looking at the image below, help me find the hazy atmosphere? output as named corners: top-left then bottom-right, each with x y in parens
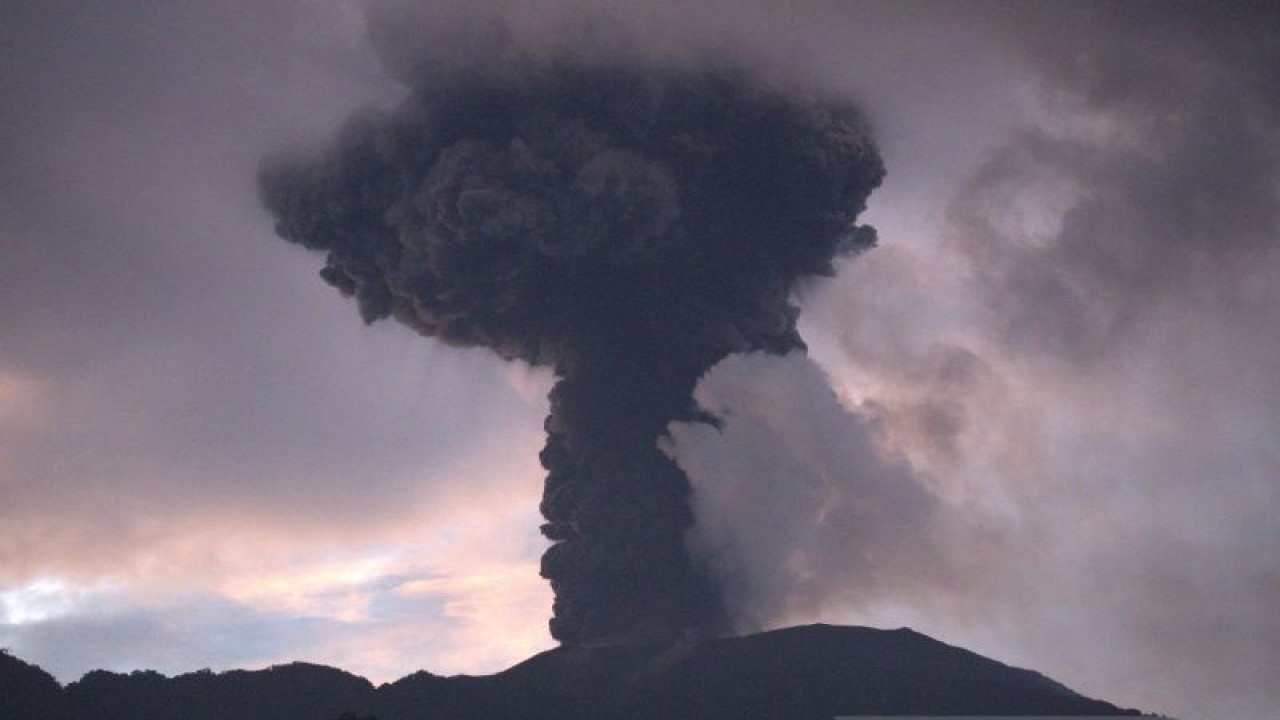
top-left (3, 3), bottom-right (1277, 720)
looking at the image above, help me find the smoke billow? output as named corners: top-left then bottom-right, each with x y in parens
top-left (665, 352), bottom-right (946, 633)
top-left (258, 53), bottom-right (883, 644)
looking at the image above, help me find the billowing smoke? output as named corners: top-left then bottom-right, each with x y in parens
top-left (258, 54), bottom-right (883, 644)
top-left (664, 352), bottom-right (948, 633)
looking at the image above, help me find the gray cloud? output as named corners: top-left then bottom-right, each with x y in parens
top-left (794, 4), bottom-right (1280, 718)
top-left (0, 1), bottom-right (548, 580)
top-left (945, 6), bottom-right (1280, 717)
top-left (2, 3), bottom-right (1277, 719)
top-left (1, 597), bottom-right (335, 681)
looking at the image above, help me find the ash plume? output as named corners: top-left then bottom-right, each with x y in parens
top-left (258, 56), bottom-right (883, 644)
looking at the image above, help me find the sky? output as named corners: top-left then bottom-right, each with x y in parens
top-left (1, 2), bottom-right (1277, 719)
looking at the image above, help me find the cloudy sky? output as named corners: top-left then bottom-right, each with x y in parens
top-left (2, 2), bottom-right (1277, 719)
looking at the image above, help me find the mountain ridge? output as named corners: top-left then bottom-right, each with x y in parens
top-left (1, 623), bottom-right (1144, 719)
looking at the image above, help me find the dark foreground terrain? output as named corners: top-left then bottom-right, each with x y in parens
top-left (1, 624), bottom-right (1141, 720)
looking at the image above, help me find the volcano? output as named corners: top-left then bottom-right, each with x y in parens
top-left (2, 624), bottom-right (1142, 719)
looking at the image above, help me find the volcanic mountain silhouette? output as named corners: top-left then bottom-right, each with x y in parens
top-left (2, 624), bottom-right (1142, 720)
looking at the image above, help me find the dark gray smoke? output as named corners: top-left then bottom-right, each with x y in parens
top-left (258, 58), bottom-right (883, 645)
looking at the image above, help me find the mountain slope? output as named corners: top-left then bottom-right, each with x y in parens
top-left (2, 625), bottom-right (1141, 720)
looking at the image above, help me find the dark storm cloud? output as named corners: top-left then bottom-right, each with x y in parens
top-left (258, 35), bottom-right (884, 643)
